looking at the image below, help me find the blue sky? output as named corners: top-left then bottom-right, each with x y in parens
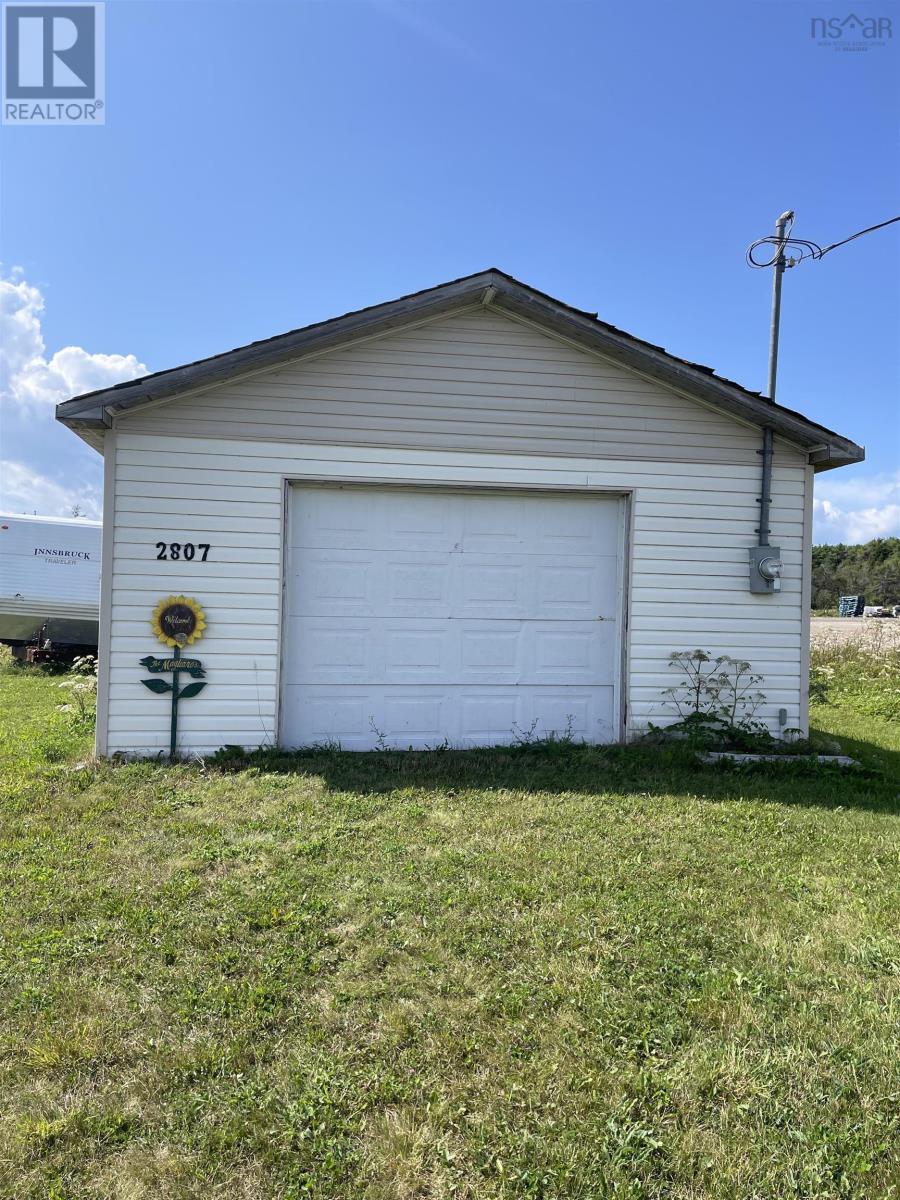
top-left (2, 0), bottom-right (898, 541)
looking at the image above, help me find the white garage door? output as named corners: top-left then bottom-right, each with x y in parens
top-left (281, 486), bottom-right (624, 750)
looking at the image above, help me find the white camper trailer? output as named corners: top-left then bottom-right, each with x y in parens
top-left (0, 514), bottom-right (101, 656)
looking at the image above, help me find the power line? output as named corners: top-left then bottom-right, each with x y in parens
top-left (747, 214), bottom-right (900, 269)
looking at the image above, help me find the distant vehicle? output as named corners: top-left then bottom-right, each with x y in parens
top-left (0, 513), bottom-right (101, 658)
top-left (863, 605), bottom-right (893, 618)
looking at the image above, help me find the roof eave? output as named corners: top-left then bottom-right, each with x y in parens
top-left (810, 444), bottom-right (866, 472)
top-left (59, 416), bottom-right (107, 454)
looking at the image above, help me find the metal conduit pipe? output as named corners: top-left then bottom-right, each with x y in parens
top-left (750, 426), bottom-right (782, 593)
top-left (758, 426), bottom-right (773, 547)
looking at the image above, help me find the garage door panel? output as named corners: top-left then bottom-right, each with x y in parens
top-left (459, 492), bottom-right (619, 556)
top-left (459, 628), bottom-right (519, 673)
top-left (533, 560), bottom-right (618, 618)
top-left (286, 617), bottom-right (447, 683)
top-left (282, 684), bottom-right (616, 750)
top-left (459, 561), bottom-right (524, 609)
top-left (388, 491), bottom-right (460, 549)
top-left (282, 687), bottom-right (452, 747)
top-left (300, 624), bottom-right (372, 674)
top-left (389, 559), bottom-right (450, 605)
top-left (298, 557), bottom-right (375, 608)
top-left (291, 548), bottom-right (618, 620)
top-left (291, 551), bottom-right (451, 616)
top-left (287, 617), bottom-right (616, 685)
top-left (295, 489), bottom-right (464, 552)
top-left (293, 489), bottom-right (620, 556)
top-left (532, 628), bottom-right (600, 676)
top-left (384, 693), bottom-right (448, 738)
top-left (283, 487), bottom-right (623, 749)
top-left (514, 499), bottom-right (613, 556)
top-left (384, 628), bottom-right (447, 676)
top-left (285, 691), bottom-right (370, 742)
top-left (457, 555), bottom-right (619, 618)
top-left (459, 622), bottom-right (617, 683)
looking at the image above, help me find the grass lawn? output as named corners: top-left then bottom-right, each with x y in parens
top-left (1, 671), bottom-right (898, 1199)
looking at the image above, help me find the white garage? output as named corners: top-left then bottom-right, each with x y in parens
top-left (55, 268), bottom-right (864, 758)
top-left (281, 486), bottom-right (625, 748)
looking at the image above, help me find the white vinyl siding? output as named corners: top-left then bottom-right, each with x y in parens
top-left (103, 439), bottom-right (807, 755)
top-left (123, 309), bottom-right (798, 467)
top-left (98, 306), bottom-right (810, 755)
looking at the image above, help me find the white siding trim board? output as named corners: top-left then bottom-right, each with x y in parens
top-left (275, 476), bottom-right (291, 751)
top-left (800, 465), bottom-right (814, 734)
top-left (95, 432), bottom-right (116, 756)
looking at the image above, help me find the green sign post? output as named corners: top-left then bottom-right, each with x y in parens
top-left (141, 596), bottom-right (208, 760)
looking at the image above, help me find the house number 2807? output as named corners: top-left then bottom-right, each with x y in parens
top-left (155, 542), bottom-right (211, 562)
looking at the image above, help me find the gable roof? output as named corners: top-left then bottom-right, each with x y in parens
top-left (56, 268), bottom-right (864, 471)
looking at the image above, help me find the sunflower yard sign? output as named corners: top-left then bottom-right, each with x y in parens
top-left (151, 595), bottom-right (207, 647)
top-left (140, 596), bottom-right (208, 758)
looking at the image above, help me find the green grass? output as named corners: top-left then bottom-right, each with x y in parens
top-left (1, 670), bottom-right (899, 1199)
top-left (811, 620), bottom-right (900, 722)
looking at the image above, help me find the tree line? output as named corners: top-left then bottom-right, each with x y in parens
top-left (811, 538), bottom-right (900, 611)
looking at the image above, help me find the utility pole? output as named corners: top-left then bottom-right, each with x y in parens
top-left (766, 210), bottom-right (794, 401)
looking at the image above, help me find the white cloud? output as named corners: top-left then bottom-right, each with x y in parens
top-left (0, 267), bottom-right (147, 411)
top-left (813, 471), bottom-right (900, 544)
top-left (0, 459), bottom-right (102, 520)
top-left (0, 268), bottom-right (145, 521)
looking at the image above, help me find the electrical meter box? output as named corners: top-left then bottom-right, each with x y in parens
top-left (749, 545), bottom-right (783, 594)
